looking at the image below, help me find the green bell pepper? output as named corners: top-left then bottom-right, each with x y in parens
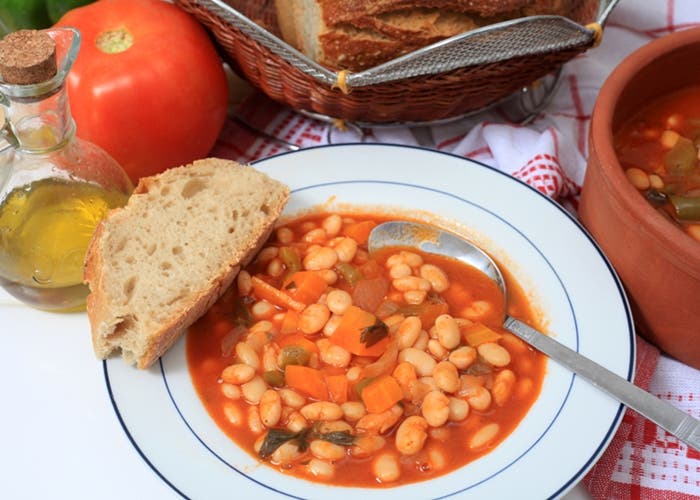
top-left (0, 0), bottom-right (93, 35)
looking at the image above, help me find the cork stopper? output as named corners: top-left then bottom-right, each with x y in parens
top-left (0, 30), bottom-right (57, 85)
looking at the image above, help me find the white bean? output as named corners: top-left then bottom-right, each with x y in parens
top-left (372, 453), bottom-right (401, 483)
top-left (449, 346), bottom-right (477, 370)
top-left (259, 389), bottom-right (282, 427)
top-left (351, 434), bottom-right (386, 458)
top-left (447, 397), bottom-right (470, 422)
top-left (306, 458), bottom-right (335, 480)
top-left (333, 237), bottom-right (358, 263)
top-left (309, 439), bottom-right (346, 461)
top-left (247, 406), bottom-right (264, 434)
top-left (300, 402), bottom-right (343, 421)
top-left (278, 388), bottom-right (306, 409)
top-left (270, 441), bottom-right (303, 465)
top-left (303, 227), bottom-right (327, 243)
top-left (421, 390), bottom-right (450, 427)
top-left (303, 247), bottom-right (338, 270)
top-left (326, 289), bottom-right (352, 315)
top-left (237, 270), bottom-right (252, 295)
top-left (469, 423), bottom-right (500, 449)
top-left (398, 347), bottom-right (436, 377)
top-left (433, 361), bottom-right (460, 393)
top-left (285, 410), bottom-right (307, 432)
top-left (235, 342), bottom-right (260, 370)
top-left (434, 314), bottom-right (461, 350)
top-left (221, 363), bottom-right (255, 385)
top-left (466, 386), bottom-right (492, 411)
top-left (223, 402), bottom-right (243, 425)
top-left (492, 369), bottom-right (517, 406)
top-left (478, 342), bottom-right (511, 367)
top-left (275, 227), bottom-right (294, 245)
top-left (299, 303), bottom-right (331, 334)
top-left (387, 251), bottom-right (423, 268)
top-left (220, 383), bottom-right (241, 399)
top-left (389, 263), bottom-right (412, 279)
top-left (395, 415), bottom-right (428, 455)
top-left (396, 316), bottom-right (422, 349)
top-left (420, 264), bottom-right (450, 292)
top-left (317, 338), bottom-right (351, 368)
top-left (392, 276), bottom-right (431, 292)
top-left (241, 376), bottom-right (267, 404)
top-left (403, 290), bottom-right (427, 305)
top-left (341, 401), bottom-right (367, 421)
top-left (321, 214), bottom-right (342, 237)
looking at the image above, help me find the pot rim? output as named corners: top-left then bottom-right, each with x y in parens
top-left (589, 26), bottom-right (700, 276)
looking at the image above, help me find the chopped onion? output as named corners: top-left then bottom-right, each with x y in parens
top-left (221, 324), bottom-right (247, 357)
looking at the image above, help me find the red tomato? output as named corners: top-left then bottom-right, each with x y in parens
top-left (55, 0), bottom-right (228, 182)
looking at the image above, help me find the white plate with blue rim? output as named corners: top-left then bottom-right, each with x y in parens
top-left (104, 144), bottom-right (634, 499)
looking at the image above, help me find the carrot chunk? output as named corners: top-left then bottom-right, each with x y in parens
top-left (280, 309), bottom-right (299, 334)
top-left (285, 365), bottom-right (328, 401)
top-left (277, 333), bottom-right (319, 353)
top-left (282, 271), bottom-right (328, 305)
top-left (330, 305), bottom-right (388, 357)
top-left (325, 374), bottom-right (349, 404)
top-left (463, 322), bottom-right (501, 346)
top-left (251, 276), bottom-right (305, 312)
top-left (361, 375), bottom-right (403, 414)
top-left (341, 220), bottom-right (377, 246)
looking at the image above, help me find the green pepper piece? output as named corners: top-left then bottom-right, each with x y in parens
top-left (353, 377), bottom-right (376, 398)
top-left (664, 136), bottom-right (698, 173)
top-left (279, 344), bottom-right (311, 368)
top-left (336, 262), bottom-right (363, 287)
top-left (263, 370), bottom-right (286, 387)
top-left (279, 246), bottom-right (302, 277)
top-left (669, 195), bottom-right (700, 221)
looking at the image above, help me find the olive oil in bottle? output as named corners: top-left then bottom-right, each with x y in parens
top-left (0, 179), bottom-right (129, 310)
top-left (0, 28), bottom-right (133, 311)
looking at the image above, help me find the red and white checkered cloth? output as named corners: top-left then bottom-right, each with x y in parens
top-left (210, 0), bottom-right (700, 497)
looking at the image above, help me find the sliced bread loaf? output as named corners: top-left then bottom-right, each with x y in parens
top-left (84, 158), bottom-right (289, 368)
top-left (275, 0), bottom-right (575, 71)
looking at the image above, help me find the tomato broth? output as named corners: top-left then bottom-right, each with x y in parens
top-left (187, 213), bottom-right (546, 487)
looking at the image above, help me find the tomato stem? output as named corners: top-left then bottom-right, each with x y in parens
top-left (96, 29), bottom-right (133, 54)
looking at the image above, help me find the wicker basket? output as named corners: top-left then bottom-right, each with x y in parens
top-left (175, 0), bottom-right (617, 124)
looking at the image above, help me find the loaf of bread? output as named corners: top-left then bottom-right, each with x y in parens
top-left (84, 158), bottom-right (290, 369)
top-left (275, 0), bottom-right (574, 71)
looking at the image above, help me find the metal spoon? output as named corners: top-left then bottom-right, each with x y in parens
top-left (368, 220), bottom-right (700, 450)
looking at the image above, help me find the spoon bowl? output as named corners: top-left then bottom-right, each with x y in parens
top-left (368, 220), bottom-right (700, 450)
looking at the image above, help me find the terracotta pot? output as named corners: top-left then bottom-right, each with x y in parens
top-left (579, 27), bottom-right (700, 369)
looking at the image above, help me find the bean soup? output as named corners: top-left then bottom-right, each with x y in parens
top-left (187, 213), bottom-right (546, 487)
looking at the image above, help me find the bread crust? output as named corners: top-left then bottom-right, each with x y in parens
top-left (83, 158), bottom-right (289, 369)
top-left (315, 0), bottom-right (538, 23)
top-left (276, 0), bottom-right (575, 71)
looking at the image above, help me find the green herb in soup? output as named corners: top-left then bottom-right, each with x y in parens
top-left (614, 85), bottom-right (700, 242)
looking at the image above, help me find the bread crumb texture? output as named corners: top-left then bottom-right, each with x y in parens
top-left (84, 158), bottom-right (289, 368)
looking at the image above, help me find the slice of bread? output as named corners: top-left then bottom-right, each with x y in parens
top-left (84, 158), bottom-right (289, 369)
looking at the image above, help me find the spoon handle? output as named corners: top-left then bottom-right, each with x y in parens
top-left (504, 316), bottom-right (700, 451)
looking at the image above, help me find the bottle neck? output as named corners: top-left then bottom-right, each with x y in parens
top-left (0, 83), bottom-right (75, 154)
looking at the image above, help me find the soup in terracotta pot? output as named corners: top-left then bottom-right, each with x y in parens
top-left (614, 84), bottom-right (700, 242)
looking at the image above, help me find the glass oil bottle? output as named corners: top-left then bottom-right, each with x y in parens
top-left (0, 28), bottom-right (133, 311)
